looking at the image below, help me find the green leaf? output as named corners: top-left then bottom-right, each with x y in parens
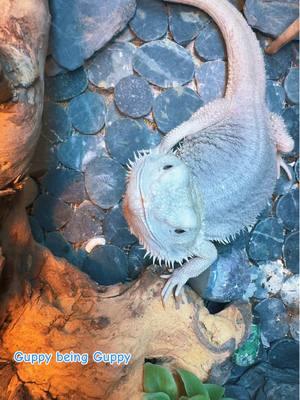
top-left (177, 369), bottom-right (209, 398)
top-left (189, 396), bottom-right (210, 400)
top-left (222, 398), bottom-right (237, 400)
top-left (144, 363), bottom-right (178, 400)
top-left (203, 384), bottom-right (225, 400)
top-left (143, 392), bottom-right (171, 400)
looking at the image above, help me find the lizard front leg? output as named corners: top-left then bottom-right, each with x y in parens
top-left (161, 240), bottom-right (217, 303)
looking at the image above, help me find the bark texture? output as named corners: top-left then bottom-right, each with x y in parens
top-left (0, 0), bottom-right (50, 191)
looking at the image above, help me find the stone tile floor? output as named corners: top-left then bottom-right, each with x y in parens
top-left (26, 1), bottom-right (299, 398)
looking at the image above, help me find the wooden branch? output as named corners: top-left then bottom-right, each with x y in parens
top-left (0, 194), bottom-right (251, 399)
top-left (265, 18), bottom-right (299, 55)
top-left (0, 0), bottom-right (50, 191)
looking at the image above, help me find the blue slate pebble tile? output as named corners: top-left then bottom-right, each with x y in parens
top-left (49, 0), bottom-right (136, 71)
top-left (282, 106), bottom-right (299, 158)
top-left (247, 217), bottom-right (284, 262)
top-left (258, 380), bottom-right (299, 400)
top-left (105, 118), bottom-right (161, 165)
top-left (45, 231), bottom-right (81, 266)
top-left (254, 298), bottom-right (289, 344)
top-left (153, 87), bottom-right (203, 133)
top-left (133, 39), bottom-right (195, 88)
top-left (194, 21), bottom-right (226, 61)
top-left (265, 45), bottom-right (294, 81)
top-left (45, 67), bottom-right (88, 102)
top-left (269, 338), bottom-right (299, 370)
top-left (103, 205), bottom-right (136, 248)
top-left (244, 0), bottom-right (299, 38)
top-left (56, 134), bottom-right (104, 172)
top-left (42, 102), bottom-right (71, 143)
top-left (266, 80), bottom-right (285, 115)
top-left (195, 60), bottom-right (226, 104)
top-left (128, 244), bottom-right (151, 280)
top-left (62, 200), bottom-right (105, 244)
top-left (29, 216), bottom-right (45, 244)
top-left (85, 157), bottom-right (126, 209)
top-left (83, 244), bottom-right (128, 285)
top-left (273, 165), bottom-right (295, 196)
top-left (257, 199), bottom-right (273, 220)
top-left (115, 26), bottom-right (136, 43)
top-left (45, 56), bottom-right (67, 77)
top-left (168, 4), bottom-right (210, 46)
top-left (87, 42), bottom-right (136, 89)
top-left (224, 385), bottom-right (251, 400)
top-left (114, 75), bottom-right (153, 118)
top-left (284, 67), bottom-right (299, 105)
top-left (41, 168), bottom-right (86, 204)
top-left (189, 247), bottom-right (253, 302)
top-left (129, 0), bottom-right (168, 42)
top-left (33, 194), bottom-right (73, 231)
top-left (68, 91), bottom-right (106, 134)
top-left (105, 102), bottom-right (126, 128)
top-left (275, 188), bottom-right (299, 231)
top-left (237, 366), bottom-right (265, 399)
top-left (295, 158), bottom-right (299, 181)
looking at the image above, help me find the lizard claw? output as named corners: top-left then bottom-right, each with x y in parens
top-left (277, 154), bottom-right (292, 180)
top-left (161, 268), bottom-right (187, 304)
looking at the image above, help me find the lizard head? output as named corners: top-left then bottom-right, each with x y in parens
top-left (123, 149), bottom-right (203, 265)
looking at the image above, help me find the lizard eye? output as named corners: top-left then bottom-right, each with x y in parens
top-left (174, 228), bottom-right (186, 234)
top-left (163, 164), bottom-right (173, 170)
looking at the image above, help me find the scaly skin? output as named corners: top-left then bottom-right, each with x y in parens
top-left (123, 0), bottom-right (294, 302)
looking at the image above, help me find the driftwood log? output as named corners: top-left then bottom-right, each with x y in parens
top-left (0, 0), bottom-right (50, 192)
top-left (0, 194), bottom-right (251, 399)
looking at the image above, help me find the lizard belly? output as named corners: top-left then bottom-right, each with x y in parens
top-left (179, 118), bottom-right (277, 242)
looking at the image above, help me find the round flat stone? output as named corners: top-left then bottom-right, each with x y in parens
top-left (68, 91), bottom-right (106, 134)
top-left (284, 67), bottom-right (299, 105)
top-left (41, 168), bottom-right (86, 204)
top-left (105, 118), bottom-right (161, 165)
top-left (128, 244), bottom-right (151, 280)
top-left (254, 298), bottom-right (289, 344)
top-left (42, 102), bottom-right (71, 143)
top-left (85, 157), bottom-right (126, 209)
top-left (114, 75), bottom-right (153, 118)
top-left (195, 60), bottom-right (226, 104)
top-left (169, 4), bottom-right (210, 46)
top-left (224, 385), bottom-right (251, 400)
top-left (283, 231), bottom-right (299, 273)
top-left (33, 194), bottom-right (73, 231)
top-left (282, 107), bottom-right (299, 158)
top-left (56, 134), bottom-right (104, 172)
top-left (275, 188), bottom-right (299, 231)
top-left (264, 43), bottom-right (294, 80)
top-left (153, 87), bottom-right (203, 133)
top-left (247, 217), bottom-right (284, 262)
top-left (62, 200), bottom-right (105, 244)
top-left (103, 205), bottom-right (136, 247)
top-left (289, 315), bottom-right (299, 341)
top-left (87, 42), bottom-right (136, 89)
top-left (105, 102), bottom-right (126, 128)
top-left (133, 39), bottom-right (195, 88)
top-left (280, 275), bottom-right (299, 308)
top-left (45, 67), bottom-right (88, 102)
top-left (129, 0), bottom-right (168, 42)
top-left (45, 56), bottom-right (67, 77)
top-left (273, 165), bottom-right (295, 196)
top-left (269, 339), bottom-right (299, 369)
top-left (29, 216), bottom-right (44, 244)
top-left (83, 244), bottom-right (128, 285)
top-left (195, 21), bottom-right (226, 61)
top-left (266, 80), bottom-right (285, 114)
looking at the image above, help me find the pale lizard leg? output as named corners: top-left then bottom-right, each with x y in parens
top-left (161, 241), bottom-right (217, 303)
top-left (269, 113), bottom-right (294, 179)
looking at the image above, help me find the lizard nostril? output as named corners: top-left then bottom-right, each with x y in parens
top-left (163, 165), bottom-right (173, 170)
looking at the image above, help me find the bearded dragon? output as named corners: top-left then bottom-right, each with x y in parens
top-left (123, 0), bottom-right (294, 302)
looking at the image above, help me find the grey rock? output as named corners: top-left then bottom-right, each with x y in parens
top-left (87, 42), bottom-right (136, 90)
top-left (42, 102), bottom-right (71, 144)
top-left (284, 67), bottom-right (299, 105)
top-left (103, 205), bottom-right (136, 248)
top-left (49, 0), bottom-right (136, 70)
top-left (275, 187), bottom-right (299, 231)
top-left (244, 0), bottom-right (299, 38)
top-left (133, 39), bottom-right (195, 88)
top-left (269, 338), bottom-right (299, 369)
top-left (283, 231), bottom-right (299, 273)
top-left (45, 68), bottom-right (88, 102)
top-left (129, 0), bottom-right (168, 42)
top-left (195, 21), bottom-right (226, 61)
top-left (280, 275), bottom-right (299, 309)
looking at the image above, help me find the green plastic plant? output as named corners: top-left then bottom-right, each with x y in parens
top-left (143, 363), bottom-right (235, 400)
